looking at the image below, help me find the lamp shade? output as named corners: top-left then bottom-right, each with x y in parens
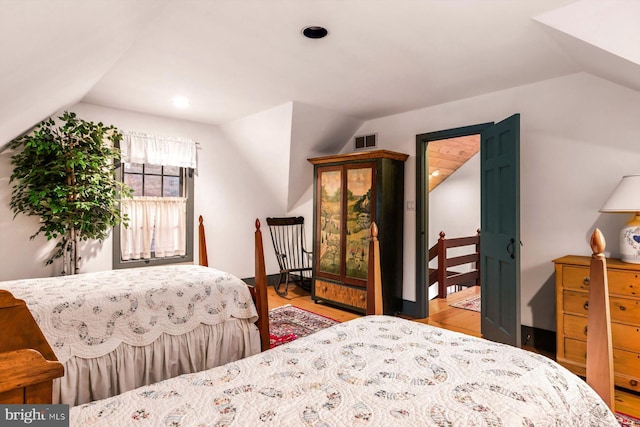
top-left (601, 175), bottom-right (640, 263)
top-left (600, 175), bottom-right (640, 212)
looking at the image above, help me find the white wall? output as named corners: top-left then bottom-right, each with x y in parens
top-left (429, 153), bottom-right (481, 249)
top-left (289, 102), bottom-right (364, 211)
top-left (347, 72), bottom-right (640, 331)
top-left (220, 102), bottom-right (294, 215)
top-left (0, 102), bottom-right (284, 280)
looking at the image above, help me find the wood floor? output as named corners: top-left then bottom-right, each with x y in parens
top-left (266, 284), bottom-right (640, 419)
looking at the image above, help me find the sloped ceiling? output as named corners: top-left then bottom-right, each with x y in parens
top-left (0, 0), bottom-right (166, 148)
top-left (1, 0), bottom-right (639, 155)
top-left (533, 0), bottom-right (640, 93)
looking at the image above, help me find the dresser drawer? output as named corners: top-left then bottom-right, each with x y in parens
top-left (562, 290), bottom-right (590, 315)
top-left (564, 337), bottom-right (640, 392)
top-left (562, 265), bottom-right (640, 298)
top-left (563, 314), bottom-right (640, 353)
top-left (315, 279), bottom-right (366, 310)
top-left (562, 266), bottom-right (592, 291)
top-left (563, 290), bottom-right (640, 324)
top-left (608, 270), bottom-right (640, 297)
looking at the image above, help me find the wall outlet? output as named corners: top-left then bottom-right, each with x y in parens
top-left (407, 201), bottom-right (416, 211)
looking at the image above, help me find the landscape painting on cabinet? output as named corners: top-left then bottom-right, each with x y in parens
top-left (318, 166), bottom-right (373, 280)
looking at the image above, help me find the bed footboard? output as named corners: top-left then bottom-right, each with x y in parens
top-left (0, 290), bottom-right (63, 404)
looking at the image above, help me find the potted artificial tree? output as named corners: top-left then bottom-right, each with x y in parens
top-left (8, 111), bottom-right (132, 274)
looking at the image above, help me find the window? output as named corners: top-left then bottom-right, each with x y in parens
top-left (112, 132), bottom-right (196, 269)
top-left (123, 163), bottom-right (182, 198)
top-left (113, 163), bottom-right (194, 268)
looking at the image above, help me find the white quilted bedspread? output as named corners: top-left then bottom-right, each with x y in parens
top-left (1, 265), bottom-right (257, 363)
top-left (70, 315), bottom-right (618, 426)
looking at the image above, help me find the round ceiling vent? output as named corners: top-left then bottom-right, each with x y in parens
top-left (302, 26), bottom-right (328, 39)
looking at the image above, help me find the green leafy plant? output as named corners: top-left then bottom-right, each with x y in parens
top-left (9, 111), bottom-right (133, 274)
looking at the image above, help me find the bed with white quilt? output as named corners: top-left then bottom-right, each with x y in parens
top-left (70, 314), bottom-right (618, 426)
top-left (0, 264), bottom-right (261, 406)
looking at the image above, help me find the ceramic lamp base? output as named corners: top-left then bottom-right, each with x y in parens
top-left (620, 214), bottom-right (640, 263)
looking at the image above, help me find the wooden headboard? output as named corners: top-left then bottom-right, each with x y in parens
top-left (0, 291), bottom-right (64, 404)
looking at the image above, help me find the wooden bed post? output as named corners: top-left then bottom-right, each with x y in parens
top-left (199, 215), bottom-right (209, 267)
top-left (586, 228), bottom-right (615, 410)
top-left (367, 222), bottom-right (383, 315)
top-left (254, 219), bottom-right (270, 351)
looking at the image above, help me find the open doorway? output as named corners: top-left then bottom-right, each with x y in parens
top-left (415, 115), bottom-right (521, 347)
top-left (427, 134), bottom-right (480, 301)
top-left (424, 133), bottom-right (482, 337)
top-left (414, 122), bottom-right (492, 320)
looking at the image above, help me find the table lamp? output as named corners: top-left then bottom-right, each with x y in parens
top-left (600, 175), bottom-right (640, 263)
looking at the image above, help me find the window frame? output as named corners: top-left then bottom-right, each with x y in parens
top-left (112, 164), bottom-right (195, 269)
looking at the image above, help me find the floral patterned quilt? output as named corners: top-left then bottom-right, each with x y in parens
top-left (1, 265), bottom-right (257, 363)
top-left (70, 315), bottom-right (617, 426)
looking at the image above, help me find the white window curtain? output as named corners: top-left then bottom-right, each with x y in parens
top-left (121, 131), bottom-right (197, 169)
top-left (120, 197), bottom-right (187, 260)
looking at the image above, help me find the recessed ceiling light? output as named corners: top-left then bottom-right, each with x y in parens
top-left (172, 96), bottom-right (190, 109)
top-left (302, 26), bottom-right (328, 39)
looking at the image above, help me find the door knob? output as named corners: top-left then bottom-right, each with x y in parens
top-left (506, 238), bottom-right (515, 259)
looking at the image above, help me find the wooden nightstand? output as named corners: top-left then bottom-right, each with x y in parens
top-left (554, 255), bottom-right (640, 392)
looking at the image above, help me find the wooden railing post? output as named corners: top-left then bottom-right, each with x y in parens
top-left (475, 228), bottom-right (481, 287)
top-left (437, 231), bottom-right (447, 298)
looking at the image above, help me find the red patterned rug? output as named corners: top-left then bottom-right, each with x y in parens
top-left (449, 294), bottom-right (481, 312)
top-left (269, 305), bottom-right (339, 348)
top-left (617, 412), bottom-right (640, 426)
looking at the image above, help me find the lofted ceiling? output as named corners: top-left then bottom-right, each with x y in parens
top-left (428, 135), bottom-right (480, 192)
top-left (1, 0), bottom-right (639, 151)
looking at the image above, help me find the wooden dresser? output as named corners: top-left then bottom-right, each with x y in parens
top-left (554, 255), bottom-right (640, 392)
top-left (308, 150), bottom-right (407, 315)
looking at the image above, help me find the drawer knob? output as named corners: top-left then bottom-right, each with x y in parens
top-left (583, 326), bottom-right (588, 336)
top-left (583, 277), bottom-right (590, 286)
top-left (619, 305), bottom-right (627, 311)
top-left (583, 301), bottom-right (589, 311)
top-left (631, 379), bottom-right (639, 387)
top-left (360, 294), bottom-right (366, 301)
top-left (322, 286), bottom-right (328, 292)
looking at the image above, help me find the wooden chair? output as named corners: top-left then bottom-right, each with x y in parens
top-left (266, 216), bottom-right (313, 296)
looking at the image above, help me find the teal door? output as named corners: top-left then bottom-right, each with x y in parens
top-left (480, 114), bottom-right (520, 346)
